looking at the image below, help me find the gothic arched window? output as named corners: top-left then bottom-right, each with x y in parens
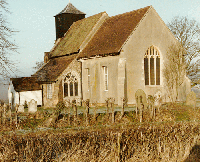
top-left (64, 72), bottom-right (78, 97)
top-left (144, 46), bottom-right (160, 85)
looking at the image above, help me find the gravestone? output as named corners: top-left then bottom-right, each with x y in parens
top-left (110, 98), bottom-right (115, 123)
top-left (154, 90), bottom-right (162, 112)
top-left (147, 95), bottom-right (155, 118)
top-left (186, 91), bottom-right (196, 108)
top-left (28, 99), bottom-right (37, 113)
top-left (18, 105), bottom-right (24, 113)
top-left (135, 89), bottom-right (147, 110)
top-left (85, 99), bottom-right (90, 126)
top-left (135, 89), bottom-right (147, 122)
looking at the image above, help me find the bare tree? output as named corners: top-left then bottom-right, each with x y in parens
top-left (33, 61), bottom-right (45, 71)
top-left (163, 44), bottom-right (186, 102)
top-left (0, 0), bottom-right (18, 78)
top-left (167, 16), bottom-right (200, 82)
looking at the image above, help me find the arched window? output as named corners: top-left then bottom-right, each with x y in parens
top-left (144, 46), bottom-right (160, 85)
top-left (64, 72), bottom-right (78, 97)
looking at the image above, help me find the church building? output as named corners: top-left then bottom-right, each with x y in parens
top-left (9, 2), bottom-right (191, 108)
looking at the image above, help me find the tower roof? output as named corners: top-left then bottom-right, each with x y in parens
top-left (55, 3), bottom-right (86, 16)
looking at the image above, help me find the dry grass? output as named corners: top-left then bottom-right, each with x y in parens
top-left (1, 104), bottom-right (200, 161)
top-left (0, 121), bottom-right (200, 161)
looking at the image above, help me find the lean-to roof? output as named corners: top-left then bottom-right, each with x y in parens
top-left (33, 55), bottom-right (76, 83)
top-left (11, 77), bottom-right (41, 92)
top-left (78, 6), bottom-right (151, 59)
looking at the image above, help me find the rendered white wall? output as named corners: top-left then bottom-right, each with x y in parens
top-left (19, 90), bottom-right (42, 106)
top-left (8, 83), bottom-right (42, 106)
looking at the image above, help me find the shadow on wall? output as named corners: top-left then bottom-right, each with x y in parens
top-left (184, 145), bottom-right (200, 162)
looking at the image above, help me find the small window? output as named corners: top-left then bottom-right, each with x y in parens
top-left (103, 66), bottom-right (108, 91)
top-left (47, 84), bottom-right (52, 99)
top-left (87, 68), bottom-right (90, 91)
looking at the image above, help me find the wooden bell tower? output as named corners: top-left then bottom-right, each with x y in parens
top-left (54, 2), bottom-right (86, 40)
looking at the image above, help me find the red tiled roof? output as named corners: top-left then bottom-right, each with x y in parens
top-left (78, 6), bottom-right (151, 58)
top-left (33, 55), bottom-right (76, 82)
top-left (11, 77), bottom-right (41, 92)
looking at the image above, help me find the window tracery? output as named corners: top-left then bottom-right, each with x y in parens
top-left (64, 72), bottom-right (78, 97)
top-left (144, 46), bottom-right (160, 85)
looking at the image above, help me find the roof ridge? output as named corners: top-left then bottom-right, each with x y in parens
top-left (110, 6), bottom-right (151, 18)
top-left (72, 11), bottom-right (107, 26)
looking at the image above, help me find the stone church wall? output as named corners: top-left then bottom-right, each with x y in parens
top-left (43, 59), bottom-right (81, 108)
top-left (120, 8), bottom-right (189, 105)
top-left (82, 56), bottom-right (120, 105)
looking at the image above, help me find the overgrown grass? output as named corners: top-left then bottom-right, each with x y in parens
top-left (0, 122), bottom-right (200, 161)
top-left (1, 103), bottom-right (200, 161)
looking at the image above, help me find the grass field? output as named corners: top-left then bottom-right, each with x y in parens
top-left (0, 102), bottom-right (200, 161)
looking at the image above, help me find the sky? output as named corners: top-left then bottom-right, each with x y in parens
top-left (1, 0), bottom-right (200, 101)
top-left (7, 0), bottom-right (200, 77)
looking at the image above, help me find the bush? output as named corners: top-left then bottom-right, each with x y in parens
top-left (24, 100), bottom-right (28, 108)
top-left (56, 101), bottom-right (66, 115)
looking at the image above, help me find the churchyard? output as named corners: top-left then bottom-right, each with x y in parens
top-left (0, 90), bottom-right (200, 161)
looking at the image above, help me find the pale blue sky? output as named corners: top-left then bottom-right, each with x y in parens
top-left (7, 0), bottom-right (200, 77)
top-left (0, 0), bottom-right (200, 101)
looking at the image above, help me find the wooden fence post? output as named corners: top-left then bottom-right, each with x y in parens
top-left (8, 103), bottom-right (12, 125)
top-left (72, 99), bottom-right (77, 126)
top-left (15, 104), bottom-right (19, 128)
top-left (105, 98), bottom-right (109, 115)
top-left (111, 98), bottom-right (115, 123)
top-left (67, 100), bottom-right (71, 125)
top-left (85, 99), bottom-right (90, 126)
top-left (135, 97), bottom-right (138, 118)
top-left (93, 101), bottom-right (98, 123)
top-left (2, 103), bottom-right (6, 125)
top-left (121, 98), bottom-right (126, 118)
